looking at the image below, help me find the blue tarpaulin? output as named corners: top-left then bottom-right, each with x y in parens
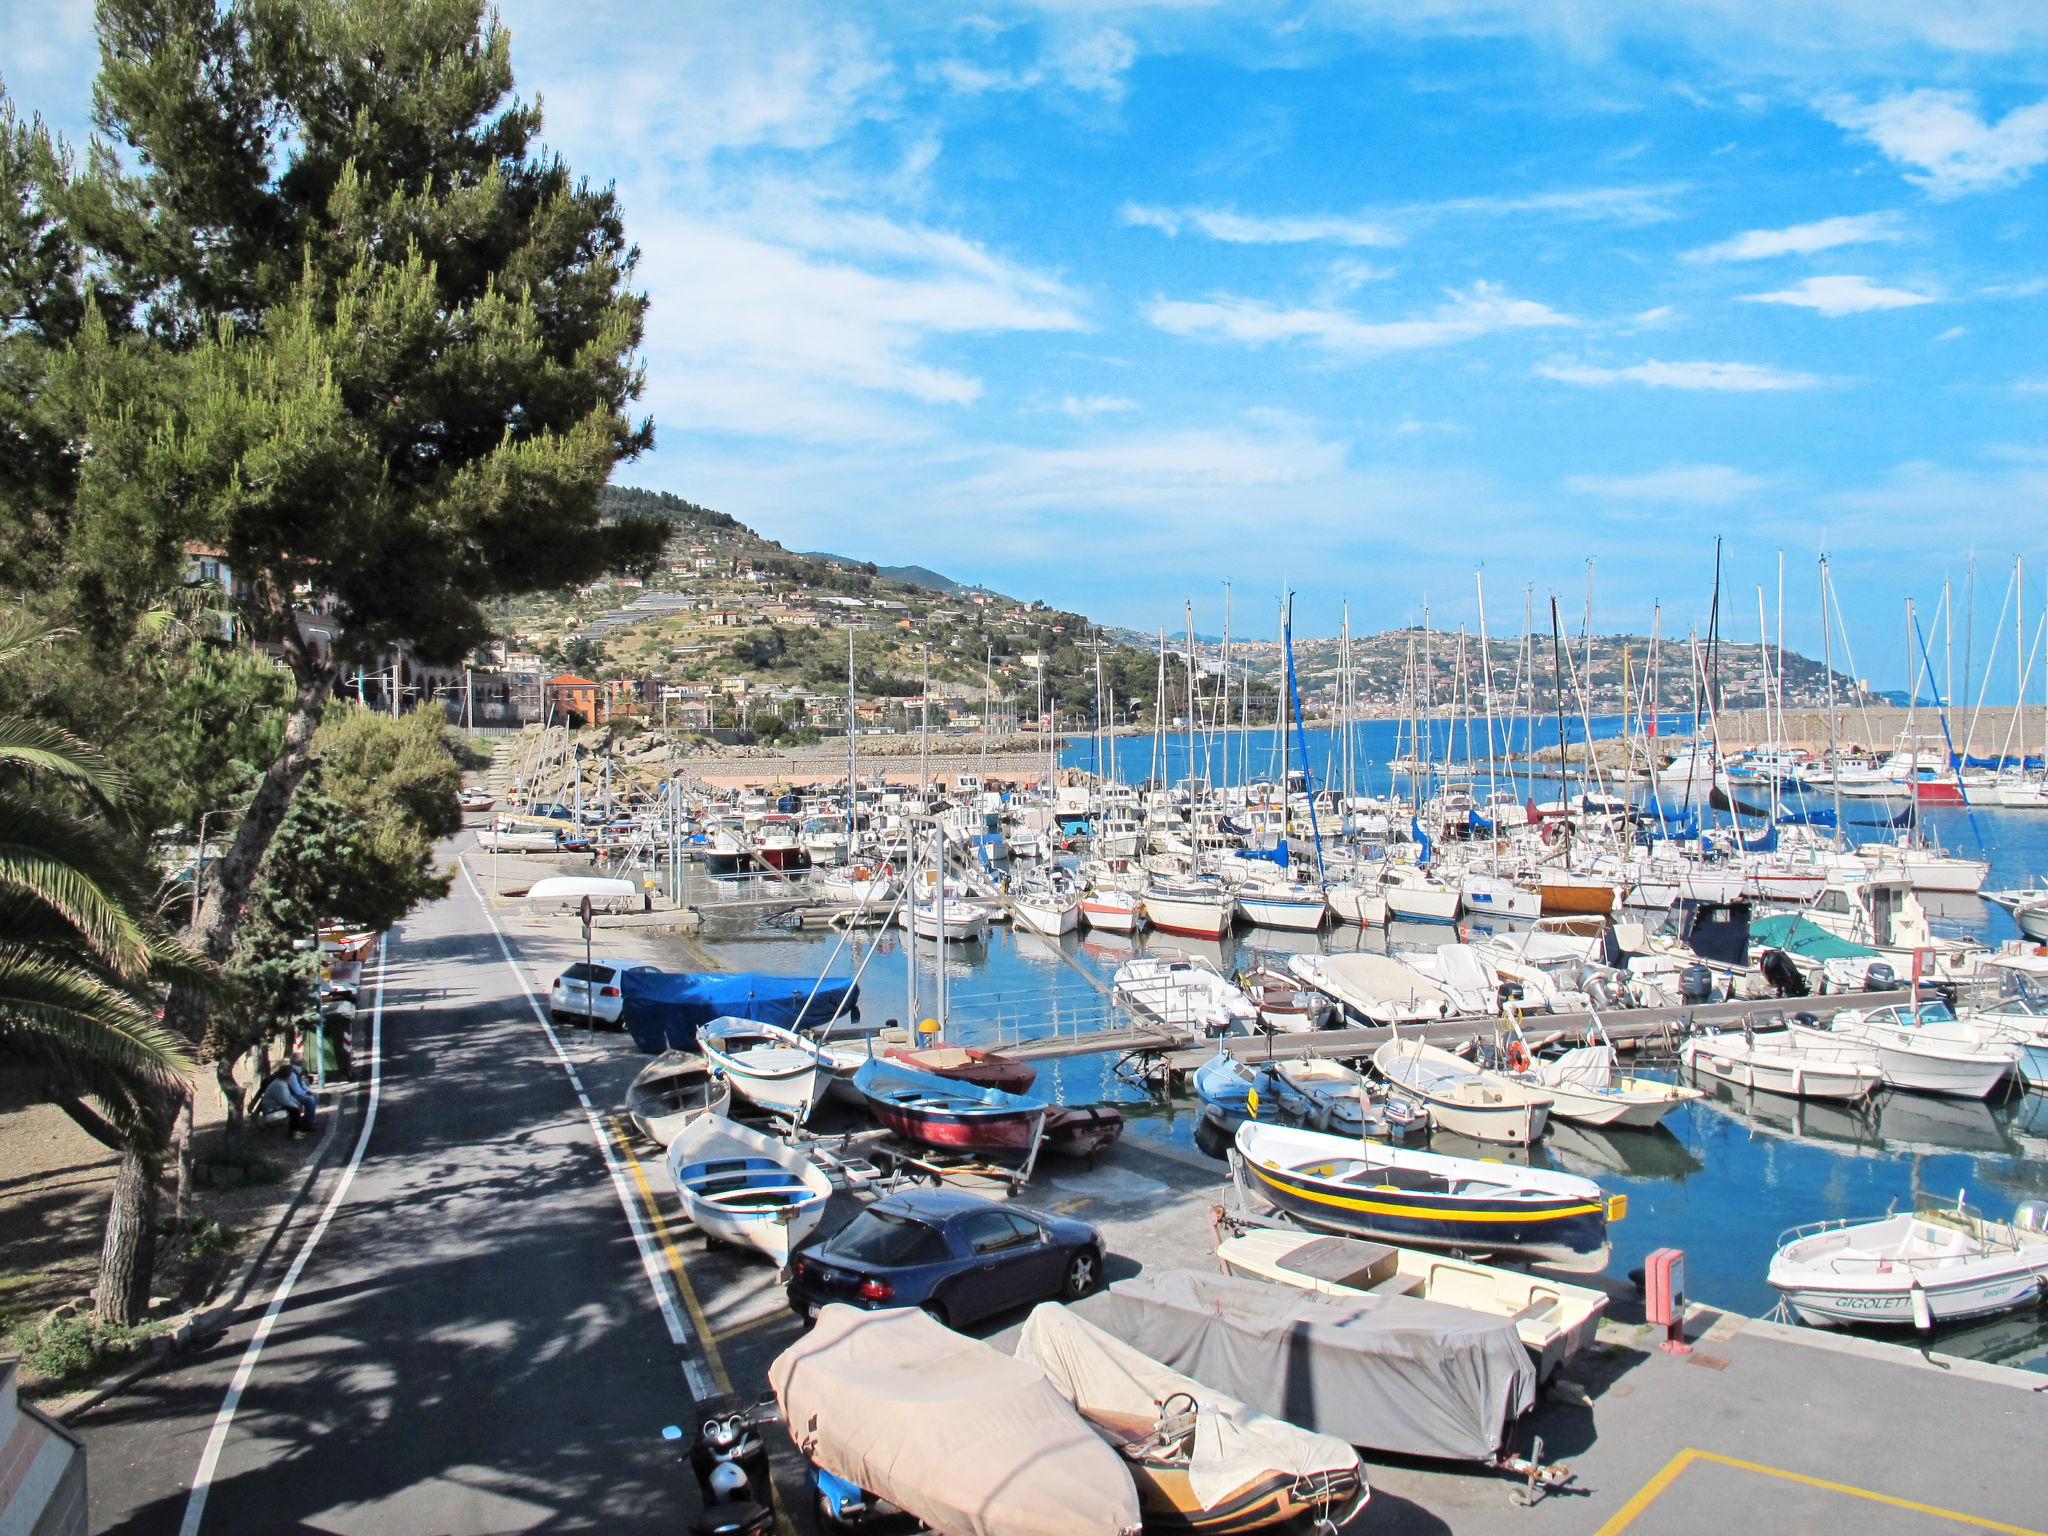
top-left (1233, 841), bottom-right (1290, 868)
top-left (618, 970), bottom-right (858, 1054)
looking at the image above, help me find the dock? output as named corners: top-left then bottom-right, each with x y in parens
top-left (982, 987), bottom-right (1919, 1069)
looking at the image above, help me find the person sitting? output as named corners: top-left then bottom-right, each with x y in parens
top-left (258, 1068), bottom-right (311, 1138)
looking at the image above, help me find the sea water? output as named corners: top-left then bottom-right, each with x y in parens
top-left (685, 718), bottom-right (2048, 1371)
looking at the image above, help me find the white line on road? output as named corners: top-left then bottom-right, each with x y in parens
top-left (179, 935), bottom-right (389, 1536)
top-left (458, 856), bottom-right (715, 1398)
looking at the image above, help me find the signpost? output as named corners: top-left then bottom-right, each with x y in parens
top-left (579, 894), bottom-right (595, 1038)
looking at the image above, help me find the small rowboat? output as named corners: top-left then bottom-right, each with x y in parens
top-left (882, 1042), bottom-right (1037, 1096)
top-left (1234, 1120), bottom-right (1618, 1273)
top-left (664, 1113), bottom-right (831, 1268)
top-left (700, 1017), bottom-right (862, 1120)
top-left (1237, 966), bottom-right (1332, 1033)
top-left (1372, 1036), bottom-right (1552, 1145)
top-left (1016, 1303), bottom-right (1367, 1533)
top-left (853, 1057), bottom-right (1049, 1154)
top-left (624, 1050), bottom-right (731, 1147)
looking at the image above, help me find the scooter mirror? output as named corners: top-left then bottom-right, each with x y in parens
top-left (661, 1425), bottom-right (684, 1441)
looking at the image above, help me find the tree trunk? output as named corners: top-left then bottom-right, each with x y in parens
top-left (217, 1053), bottom-right (247, 1140)
top-left (96, 1141), bottom-right (160, 1326)
top-left (171, 1091), bottom-right (195, 1232)
top-left (164, 654), bottom-right (338, 1050)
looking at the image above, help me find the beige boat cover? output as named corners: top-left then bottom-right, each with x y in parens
top-left (1015, 1303), bottom-right (1364, 1512)
top-left (770, 1305), bottom-right (1142, 1536)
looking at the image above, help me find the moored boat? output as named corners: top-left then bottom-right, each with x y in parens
top-left (1233, 1120), bottom-right (1618, 1272)
top-left (1372, 1034), bottom-right (1552, 1144)
top-left (1080, 888), bottom-right (1147, 934)
top-left (699, 1016), bottom-right (844, 1118)
top-left (882, 1041), bottom-right (1037, 1095)
top-left (1114, 954), bottom-right (1259, 1036)
top-left (1767, 1196), bottom-right (2048, 1329)
top-left (1142, 879), bottom-right (1238, 939)
top-left (1679, 1027), bottom-right (1883, 1101)
top-left (1237, 965), bottom-right (1333, 1032)
top-left (1515, 1044), bottom-right (1702, 1129)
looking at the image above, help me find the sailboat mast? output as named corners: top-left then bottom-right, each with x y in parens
top-left (1549, 596), bottom-right (1570, 849)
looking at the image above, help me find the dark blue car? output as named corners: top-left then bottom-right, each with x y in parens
top-left (787, 1188), bottom-right (1103, 1329)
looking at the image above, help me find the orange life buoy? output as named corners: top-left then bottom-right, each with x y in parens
top-left (1506, 1041), bottom-right (1532, 1073)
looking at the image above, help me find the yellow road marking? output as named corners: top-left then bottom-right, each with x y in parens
top-left (1595, 1447), bottom-right (2046, 1536)
top-left (612, 1119), bottom-right (798, 1536)
top-left (712, 1308), bottom-right (799, 1344)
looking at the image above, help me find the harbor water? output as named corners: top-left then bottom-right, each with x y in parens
top-left (683, 715), bottom-right (2048, 1372)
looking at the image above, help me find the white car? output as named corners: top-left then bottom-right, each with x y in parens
top-left (549, 956), bottom-right (646, 1027)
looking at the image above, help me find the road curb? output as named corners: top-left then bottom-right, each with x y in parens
top-left (46, 1031), bottom-right (366, 1424)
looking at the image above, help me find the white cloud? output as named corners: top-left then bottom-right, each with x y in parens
top-left (1826, 89), bottom-right (2048, 199)
top-left (1740, 274), bottom-right (1934, 315)
top-left (1059, 395), bottom-right (1137, 416)
top-left (1564, 464), bottom-right (1771, 504)
top-left (1539, 359), bottom-right (1821, 390)
top-left (1629, 305), bottom-right (1679, 327)
top-left (1148, 283), bottom-right (1570, 357)
top-left (1934, 326), bottom-right (1969, 341)
top-left (1122, 204), bottom-right (1403, 247)
top-left (1687, 212), bottom-right (1902, 261)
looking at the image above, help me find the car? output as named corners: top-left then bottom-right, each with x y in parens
top-left (787, 1188), bottom-right (1103, 1330)
top-left (548, 956), bottom-right (649, 1027)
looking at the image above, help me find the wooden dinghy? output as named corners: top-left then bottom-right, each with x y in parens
top-left (664, 1113), bottom-right (830, 1267)
top-left (624, 1050), bottom-right (730, 1148)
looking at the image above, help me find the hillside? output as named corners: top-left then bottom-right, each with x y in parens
top-left (483, 487), bottom-right (1868, 745)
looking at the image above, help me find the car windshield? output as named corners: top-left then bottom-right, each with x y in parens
top-left (825, 1209), bottom-right (949, 1267)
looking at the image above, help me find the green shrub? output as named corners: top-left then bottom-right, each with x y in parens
top-left (200, 1145), bottom-right (286, 1185)
top-left (188, 1219), bottom-right (240, 1262)
top-left (11, 1314), bottom-right (157, 1382)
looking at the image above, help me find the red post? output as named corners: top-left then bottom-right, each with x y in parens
top-left (1645, 1248), bottom-right (1692, 1355)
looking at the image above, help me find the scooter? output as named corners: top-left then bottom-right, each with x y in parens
top-left (669, 1398), bottom-right (780, 1536)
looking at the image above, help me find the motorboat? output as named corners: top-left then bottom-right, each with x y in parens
top-left (1215, 1229), bottom-right (1607, 1382)
top-left (1237, 965), bottom-right (1334, 1032)
top-left (1194, 1050), bottom-right (1425, 1140)
top-left (1788, 1003), bottom-right (2016, 1099)
top-left (700, 1016), bottom-right (860, 1119)
top-left (809, 866), bottom-right (897, 906)
top-left (1233, 1121), bottom-right (1618, 1272)
top-left (623, 1050), bottom-right (731, 1147)
top-left (1678, 1026), bottom-right (1882, 1101)
top-left (909, 900), bottom-right (993, 942)
top-left (1079, 887), bottom-right (1147, 934)
top-left (1142, 878), bottom-right (1238, 940)
top-left (852, 1056), bottom-right (1050, 1153)
top-left (1459, 871), bottom-right (1540, 921)
top-left (881, 1041), bottom-right (1037, 1096)
top-left (1378, 864), bottom-right (1460, 924)
top-left (665, 1113), bottom-right (831, 1267)
top-left (1854, 836), bottom-right (1990, 895)
top-left (1015, 1303), bottom-right (1368, 1533)
top-left (1767, 1195), bottom-right (2048, 1329)
top-left (771, 1305), bottom-right (1144, 1536)
top-left (1195, 1046), bottom-right (1261, 1116)
top-left (1286, 952), bottom-right (1452, 1025)
top-left (1372, 1034), bottom-right (1552, 1144)
top-left (1263, 1058), bottom-right (1375, 1134)
top-left (1113, 954), bottom-right (1259, 1036)
top-left (1512, 1044), bottom-right (1702, 1129)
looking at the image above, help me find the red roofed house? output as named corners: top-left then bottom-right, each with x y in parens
top-left (544, 674), bottom-right (599, 727)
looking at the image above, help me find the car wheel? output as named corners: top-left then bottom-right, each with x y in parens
top-left (1062, 1247), bottom-right (1101, 1300)
top-left (813, 1490), bottom-right (853, 1534)
top-left (920, 1300), bottom-right (951, 1330)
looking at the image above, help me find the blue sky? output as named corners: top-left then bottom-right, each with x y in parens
top-left (9, 2), bottom-right (2048, 694)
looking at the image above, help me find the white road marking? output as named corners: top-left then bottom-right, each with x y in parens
top-left (457, 857), bottom-right (715, 1398)
top-left (179, 935), bottom-right (390, 1536)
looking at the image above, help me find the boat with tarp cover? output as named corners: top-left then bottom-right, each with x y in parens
top-left (1234, 1121), bottom-right (1619, 1272)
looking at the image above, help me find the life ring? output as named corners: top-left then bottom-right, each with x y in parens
top-left (881, 861), bottom-right (895, 878)
top-left (1541, 822), bottom-right (1561, 846)
top-left (1505, 1041), bottom-right (1532, 1073)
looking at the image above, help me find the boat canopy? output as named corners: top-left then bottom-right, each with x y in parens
top-left (770, 1304), bottom-right (1141, 1536)
top-left (1101, 1268), bottom-right (1534, 1462)
top-left (1015, 1302), bottom-right (1362, 1515)
top-left (618, 970), bottom-right (857, 1053)
top-left (1747, 912), bottom-right (1877, 960)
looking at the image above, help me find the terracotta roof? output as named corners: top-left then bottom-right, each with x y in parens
top-left (546, 674), bottom-right (598, 687)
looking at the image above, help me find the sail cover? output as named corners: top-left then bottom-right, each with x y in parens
top-left (1016, 1303), bottom-right (1363, 1513)
top-left (771, 1305), bottom-right (1140, 1536)
top-left (1101, 1269), bottom-right (1534, 1461)
top-left (617, 970), bottom-right (856, 1053)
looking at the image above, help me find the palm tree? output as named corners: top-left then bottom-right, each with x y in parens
top-left (0, 615), bottom-right (197, 1322)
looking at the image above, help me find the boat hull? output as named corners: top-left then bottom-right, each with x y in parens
top-left (1079, 895), bottom-right (1144, 933)
top-left (1539, 1080), bottom-right (1698, 1129)
top-left (1144, 893), bottom-right (1236, 939)
top-left (1872, 1043), bottom-right (2012, 1099)
top-left (1234, 893), bottom-right (1328, 931)
top-left (868, 1099), bottom-right (1045, 1153)
top-left (1240, 1155), bottom-right (1610, 1272)
top-left (1012, 899), bottom-right (1080, 936)
top-left (1773, 1270), bottom-right (2046, 1328)
top-left (1383, 889), bottom-right (1459, 924)
top-left (1325, 885), bottom-right (1387, 926)
top-left (1680, 1044), bottom-right (1878, 1102)
top-left (1538, 882), bottom-right (1618, 916)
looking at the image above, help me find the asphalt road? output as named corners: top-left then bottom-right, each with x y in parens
top-left (75, 861), bottom-right (700, 1535)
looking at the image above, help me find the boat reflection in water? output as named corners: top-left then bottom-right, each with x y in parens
top-left (1875, 1090), bottom-right (2017, 1158)
top-left (1689, 1076), bottom-right (1885, 1154)
top-left (1544, 1120), bottom-right (1705, 1182)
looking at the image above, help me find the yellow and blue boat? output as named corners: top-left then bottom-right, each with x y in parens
top-left (1234, 1121), bottom-right (1621, 1273)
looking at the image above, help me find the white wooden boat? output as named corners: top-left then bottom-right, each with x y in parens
top-left (1011, 889), bottom-right (1081, 936)
top-left (1216, 1229), bottom-right (1607, 1381)
top-left (699, 1016), bottom-right (844, 1117)
top-left (1238, 966), bottom-right (1334, 1033)
top-left (1113, 954), bottom-right (1258, 1036)
top-left (1678, 1029), bottom-right (1881, 1101)
top-left (1459, 872), bottom-right (1540, 921)
top-left (624, 1050), bottom-right (732, 1147)
top-left (665, 1113), bottom-right (831, 1267)
top-left (1372, 1035), bottom-right (1551, 1144)
top-left (1378, 864), bottom-right (1460, 924)
top-left (1767, 1197), bottom-right (2048, 1328)
top-left (1141, 879), bottom-right (1238, 939)
top-left (1260, 1057), bottom-right (1369, 1134)
top-left (1325, 880), bottom-right (1387, 927)
top-left (1515, 1045), bottom-right (1702, 1129)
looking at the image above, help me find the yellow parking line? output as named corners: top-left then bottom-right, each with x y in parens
top-left (1595, 1447), bottom-right (2045, 1536)
top-left (613, 1120), bottom-right (798, 1536)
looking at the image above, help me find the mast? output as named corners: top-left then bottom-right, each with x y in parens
top-left (1221, 582), bottom-right (1233, 790)
top-left (1821, 555), bottom-right (1844, 840)
top-left (1548, 597), bottom-right (1569, 851)
top-left (1476, 571), bottom-right (1498, 807)
top-left (846, 624), bottom-right (858, 853)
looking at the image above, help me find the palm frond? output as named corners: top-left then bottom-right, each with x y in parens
top-left (0, 805), bottom-right (156, 977)
top-left (0, 946), bottom-right (195, 1086)
top-left (0, 716), bottom-right (127, 803)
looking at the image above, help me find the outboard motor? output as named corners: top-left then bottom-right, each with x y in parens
top-left (1678, 963), bottom-right (1714, 1006)
top-left (1758, 948), bottom-right (1809, 999)
top-left (1863, 961), bottom-right (1896, 992)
